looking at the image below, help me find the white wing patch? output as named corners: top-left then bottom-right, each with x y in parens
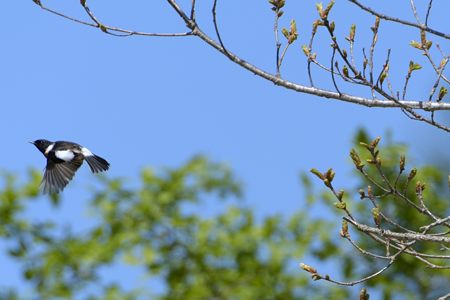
top-left (81, 147), bottom-right (94, 157)
top-left (55, 150), bottom-right (75, 161)
top-left (44, 143), bottom-right (55, 155)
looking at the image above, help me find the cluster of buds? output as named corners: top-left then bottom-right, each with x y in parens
top-left (310, 168), bottom-right (335, 188)
top-left (299, 263), bottom-right (323, 281)
top-left (340, 219), bottom-right (349, 237)
top-left (350, 149), bottom-right (365, 171)
top-left (282, 20), bottom-right (298, 44)
top-left (438, 87), bottom-right (448, 101)
top-left (410, 30), bottom-right (432, 50)
top-left (358, 185), bottom-right (373, 200)
top-left (408, 168), bottom-right (417, 181)
top-left (302, 45), bottom-right (317, 60)
top-left (399, 155), bottom-right (406, 173)
top-left (415, 181), bottom-right (426, 194)
top-left (359, 137), bottom-right (382, 166)
top-left (346, 24), bottom-right (356, 43)
top-left (269, 0), bottom-right (285, 17)
top-left (360, 288), bottom-right (370, 300)
top-left (316, 1), bottom-right (335, 20)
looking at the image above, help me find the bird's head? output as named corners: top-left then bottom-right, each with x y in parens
top-left (30, 139), bottom-right (52, 154)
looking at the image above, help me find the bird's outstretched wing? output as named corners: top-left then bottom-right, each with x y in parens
top-left (42, 155), bottom-right (83, 194)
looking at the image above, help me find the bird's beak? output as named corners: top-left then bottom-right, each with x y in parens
top-left (29, 141), bottom-right (35, 145)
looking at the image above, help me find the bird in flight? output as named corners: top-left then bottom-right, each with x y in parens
top-left (31, 139), bottom-right (110, 194)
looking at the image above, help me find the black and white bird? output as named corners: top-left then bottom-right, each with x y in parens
top-left (31, 139), bottom-right (110, 194)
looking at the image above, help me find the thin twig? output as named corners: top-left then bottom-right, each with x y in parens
top-left (409, 0), bottom-right (421, 24)
top-left (328, 185), bottom-right (355, 221)
top-left (423, 48), bottom-right (450, 85)
top-left (420, 216), bottom-right (450, 233)
top-left (212, 0), bottom-right (230, 58)
top-left (273, 8), bottom-right (282, 77)
top-left (348, 0), bottom-right (450, 40)
top-left (306, 22), bottom-right (320, 87)
top-left (369, 17), bottom-right (380, 87)
top-left (365, 195), bottom-right (417, 233)
top-left (362, 48), bottom-right (368, 79)
top-left (386, 77), bottom-right (396, 99)
top-left (425, 0), bottom-right (433, 26)
top-left (41, 3), bottom-right (191, 37)
top-left (311, 245), bottom-right (409, 286)
top-left (190, 0), bottom-right (196, 20)
top-left (330, 46), bottom-right (342, 95)
top-left (344, 234), bottom-right (391, 260)
top-left (416, 188), bottom-right (446, 226)
top-left (402, 67), bottom-right (413, 100)
top-left (347, 26), bottom-right (356, 69)
top-left (359, 169), bottom-right (390, 194)
top-left (428, 58), bottom-right (449, 101)
top-left (375, 49), bottom-right (390, 87)
top-left (278, 44), bottom-right (290, 75)
top-left (307, 57), bottom-right (315, 87)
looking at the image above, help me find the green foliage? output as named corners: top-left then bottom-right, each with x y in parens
top-left (0, 136), bottom-right (448, 299)
top-left (309, 129), bottom-right (450, 299)
top-left (0, 156), bottom-right (337, 299)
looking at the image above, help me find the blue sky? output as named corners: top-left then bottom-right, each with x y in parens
top-left (2, 0), bottom-right (449, 297)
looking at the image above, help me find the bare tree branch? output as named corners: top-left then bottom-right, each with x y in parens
top-left (37, 1), bottom-right (192, 37)
top-left (31, 0), bottom-right (450, 132)
top-left (438, 292), bottom-right (450, 300)
top-left (300, 245), bottom-right (409, 286)
top-left (344, 217), bottom-right (450, 244)
top-left (307, 137), bottom-right (450, 288)
top-left (349, 0), bottom-right (450, 40)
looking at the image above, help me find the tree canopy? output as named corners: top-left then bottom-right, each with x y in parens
top-left (1, 131), bottom-right (448, 299)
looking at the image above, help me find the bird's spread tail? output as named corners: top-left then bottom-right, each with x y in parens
top-left (85, 154), bottom-right (110, 173)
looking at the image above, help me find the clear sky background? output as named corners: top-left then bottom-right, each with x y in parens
top-left (2, 0), bottom-right (449, 297)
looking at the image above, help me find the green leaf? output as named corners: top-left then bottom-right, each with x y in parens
top-left (342, 65), bottom-right (349, 78)
top-left (281, 28), bottom-right (290, 39)
top-left (438, 86), bottom-right (448, 101)
top-left (310, 168), bottom-right (325, 180)
top-left (409, 40), bottom-right (422, 49)
top-left (409, 60), bottom-right (422, 71)
top-left (334, 202), bottom-right (347, 209)
top-left (302, 45), bottom-right (310, 57)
